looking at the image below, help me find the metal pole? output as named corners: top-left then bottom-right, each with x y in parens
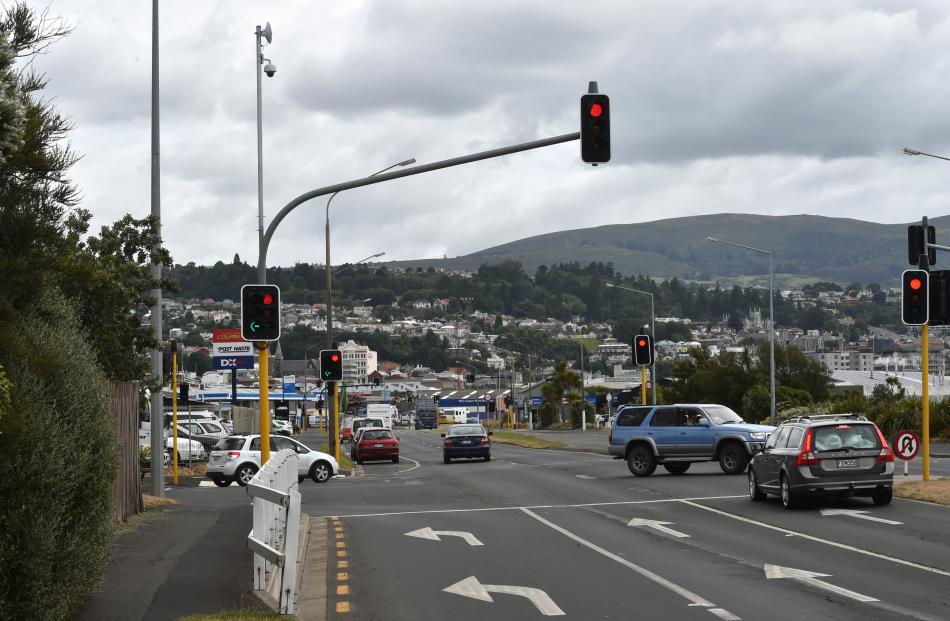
top-left (332, 381), bottom-right (340, 464)
top-left (255, 25), bottom-right (266, 283)
top-left (769, 253), bottom-right (776, 426)
top-left (528, 354), bottom-right (533, 430)
top-left (149, 0), bottom-right (164, 498)
top-left (641, 367), bottom-right (647, 405)
top-left (580, 344), bottom-right (586, 431)
top-left (923, 323), bottom-right (930, 481)
top-left (259, 133), bottom-right (580, 277)
top-left (650, 294), bottom-right (656, 405)
top-left (171, 341), bottom-right (179, 485)
top-left (259, 343), bottom-right (270, 464)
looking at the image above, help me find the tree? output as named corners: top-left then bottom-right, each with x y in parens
top-left (538, 362), bottom-right (581, 427)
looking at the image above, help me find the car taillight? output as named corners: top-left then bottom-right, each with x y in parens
top-left (874, 427), bottom-right (894, 462)
top-left (796, 429), bottom-right (819, 466)
top-left (226, 451), bottom-right (240, 461)
top-left (444, 439), bottom-right (454, 447)
top-left (608, 431), bottom-right (613, 443)
top-left (480, 437), bottom-right (489, 445)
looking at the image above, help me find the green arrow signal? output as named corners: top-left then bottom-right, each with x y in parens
top-left (250, 321), bottom-right (260, 332)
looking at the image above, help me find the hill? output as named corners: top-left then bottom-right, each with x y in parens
top-left (385, 214), bottom-right (950, 286)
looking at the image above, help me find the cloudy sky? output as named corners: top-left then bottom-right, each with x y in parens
top-left (21, 0), bottom-right (950, 267)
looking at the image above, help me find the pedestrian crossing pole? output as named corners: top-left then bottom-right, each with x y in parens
top-left (640, 366), bottom-right (647, 405)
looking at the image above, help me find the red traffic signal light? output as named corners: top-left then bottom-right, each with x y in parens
top-left (320, 349), bottom-right (344, 381)
top-left (633, 334), bottom-right (654, 366)
top-left (241, 284), bottom-right (281, 341)
top-left (901, 269), bottom-right (928, 326)
top-left (580, 92), bottom-right (610, 164)
top-left (262, 293), bottom-right (274, 305)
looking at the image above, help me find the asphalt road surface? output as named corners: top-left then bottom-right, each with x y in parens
top-left (301, 430), bottom-right (950, 621)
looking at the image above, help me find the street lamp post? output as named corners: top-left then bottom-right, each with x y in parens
top-left (324, 159), bottom-right (413, 460)
top-left (706, 237), bottom-right (776, 425)
top-left (494, 336), bottom-right (538, 429)
top-left (255, 22), bottom-right (276, 283)
top-left (605, 282), bottom-right (656, 405)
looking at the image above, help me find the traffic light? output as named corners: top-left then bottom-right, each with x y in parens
top-left (320, 349), bottom-right (343, 381)
top-left (581, 92), bottom-right (610, 163)
top-left (466, 374), bottom-right (476, 383)
top-left (902, 269), bottom-right (929, 326)
top-left (179, 382), bottom-right (189, 405)
top-left (240, 284), bottom-right (281, 341)
top-left (908, 225), bottom-right (936, 266)
top-left (633, 334), bottom-right (654, 366)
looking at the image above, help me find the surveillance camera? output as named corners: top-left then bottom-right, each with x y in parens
top-left (264, 63), bottom-right (276, 77)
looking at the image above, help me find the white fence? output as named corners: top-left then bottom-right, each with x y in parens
top-left (246, 449), bottom-right (302, 615)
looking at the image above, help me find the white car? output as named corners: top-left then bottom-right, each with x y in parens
top-left (206, 434), bottom-right (340, 487)
top-left (271, 419), bottom-right (293, 436)
top-left (166, 435), bottom-right (206, 462)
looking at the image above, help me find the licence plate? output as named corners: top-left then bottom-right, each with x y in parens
top-left (374, 443), bottom-right (384, 448)
top-left (461, 441), bottom-right (472, 445)
top-left (837, 458), bottom-right (859, 469)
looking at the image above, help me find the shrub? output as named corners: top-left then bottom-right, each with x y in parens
top-left (0, 289), bottom-right (116, 621)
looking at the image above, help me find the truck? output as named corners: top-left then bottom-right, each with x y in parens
top-left (413, 398), bottom-right (438, 430)
top-left (365, 404), bottom-right (396, 428)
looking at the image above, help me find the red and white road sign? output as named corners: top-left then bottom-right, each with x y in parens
top-left (892, 429), bottom-right (921, 461)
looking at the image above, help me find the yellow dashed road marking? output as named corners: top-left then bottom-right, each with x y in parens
top-left (336, 601), bottom-right (350, 613)
top-left (337, 584), bottom-right (350, 596)
top-left (337, 550), bottom-right (347, 558)
top-left (338, 560), bottom-right (349, 568)
top-left (337, 571), bottom-right (348, 581)
top-left (336, 541), bottom-right (345, 549)
top-left (336, 533), bottom-right (345, 539)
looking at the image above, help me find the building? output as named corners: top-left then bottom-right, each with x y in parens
top-left (598, 338), bottom-right (631, 364)
top-left (339, 339), bottom-right (378, 385)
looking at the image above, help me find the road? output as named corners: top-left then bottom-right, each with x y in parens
top-left (298, 429), bottom-right (950, 620)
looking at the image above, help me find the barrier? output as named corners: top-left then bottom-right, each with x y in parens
top-left (246, 449), bottom-right (301, 614)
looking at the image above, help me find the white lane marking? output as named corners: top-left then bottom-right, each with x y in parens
top-left (628, 517), bottom-right (690, 538)
top-left (820, 508), bottom-right (902, 525)
top-left (764, 564), bottom-right (878, 603)
top-left (320, 495), bottom-right (747, 519)
top-left (405, 527), bottom-right (483, 546)
top-left (680, 500), bottom-right (950, 577)
top-left (576, 474), bottom-right (595, 479)
top-left (355, 454), bottom-right (422, 480)
top-left (198, 481), bottom-right (216, 487)
top-left (520, 507), bottom-right (735, 615)
top-left (443, 575), bottom-right (565, 616)
top-left (709, 608), bottom-right (742, 621)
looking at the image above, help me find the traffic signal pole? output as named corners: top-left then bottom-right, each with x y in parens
top-left (171, 341), bottom-right (179, 485)
top-left (259, 343), bottom-right (270, 465)
top-left (922, 323), bottom-right (930, 481)
top-left (640, 367), bottom-right (647, 405)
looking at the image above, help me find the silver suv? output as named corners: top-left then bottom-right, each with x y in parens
top-left (206, 434), bottom-right (339, 487)
top-left (748, 414), bottom-right (894, 509)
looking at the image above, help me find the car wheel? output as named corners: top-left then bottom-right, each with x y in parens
top-left (718, 442), bottom-right (749, 474)
top-left (626, 445), bottom-right (657, 477)
top-left (780, 473), bottom-right (798, 510)
top-left (235, 464), bottom-right (258, 487)
top-left (748, 468), bottom-right (766, 501)
top-left (872, 488), bottom-right (893, 506)
top-left (310, 460), bottom-right (332, 483)
top-left (392, 456), bottom-right (400, 464)
top-left (444, 455), bottom-right (451, 464)
top-left (663, 463), bottom-right (691, 475)
top-left (212, 479), bottom-right (231, 488)
top-left (484, 453), bottom-right (491, 462)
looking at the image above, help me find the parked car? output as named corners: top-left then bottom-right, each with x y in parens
top-left (165, 435), bottom-right (207, 462)
top-left (350, 417), bottom-right (386, 442)
top-left (169, 420), bottom-right (230, 452)
top-left (442, 424), bottom-right (492, 463)
top-left (608, 404), bottom-right (774, 477)
top-left (271, 419), bottom-right (293, 436)
top-left (748, 413), bottom-right (894, 509)
top-left (206, 434), bottom-right (340, 487)
top-left (340, 415), bottom-right (355, 442)
top-left (354, 428), bottom-right (400, 464)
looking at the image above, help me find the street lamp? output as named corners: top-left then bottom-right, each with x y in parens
top-left (326, 161), bottom-right (413, 348)
top-left (903, 147), bottom-right (950, 162)
top-left (495, 335), bottom-right (538, 429)
top-left (706, 236), bottom-right (776, 425)
top-left (255, 22), bottom-right (276, 282)
top-left (605, 282), bottom-right (656, 405)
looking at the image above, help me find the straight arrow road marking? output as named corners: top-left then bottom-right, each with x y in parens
top-left (764, 564), bottom-right (878, 603)
top-left (628, 517), bottom-right (690, 538)
top-left (405, 527), bottom-right (483, 546)
top-left (819, 508), bottom-right (903, 525)
top-left (443, 576), bottom-right (564, 616)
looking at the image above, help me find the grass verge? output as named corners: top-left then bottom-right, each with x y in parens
top-left (488, 431), bottom-right (566, 449)
top-left (320, 442), bottom-right (353, 473)
top-left (894, 479), bottom-right (950, 506)
top-left (176, 611), bottom-right (281, 621)
top-left (142, 495), bottom-right (181, 511)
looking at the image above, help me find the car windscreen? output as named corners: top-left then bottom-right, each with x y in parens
top-left (353, 419), bottom-right (382, 431)
top-left (448, 425), bottom-right (485, 436)
top-left (216, 437), bottom-right (246, 451)
top-left (362, 430), bottom-right (393, 440)
top-left (703, 405), bottom-right (744, 424)
top-left (813, 424), bottom-right (880, 452)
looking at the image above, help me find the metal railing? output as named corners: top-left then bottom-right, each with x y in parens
top-left (246, 449), bottom-right (301, 615)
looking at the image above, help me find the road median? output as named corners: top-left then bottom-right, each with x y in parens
top-left (488, 431), bottom-right (566, 449)
top-left (894, 478), bottom-right (950, 506)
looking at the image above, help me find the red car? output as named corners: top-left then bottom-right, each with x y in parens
top-left (355, 429), bottom-right (399, 464)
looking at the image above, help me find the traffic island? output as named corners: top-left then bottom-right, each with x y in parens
top-left (894, 478), bottom-right (950, 506)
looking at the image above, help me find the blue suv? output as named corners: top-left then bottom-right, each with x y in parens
top-left (608, 404), bottom-right (774, 477)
